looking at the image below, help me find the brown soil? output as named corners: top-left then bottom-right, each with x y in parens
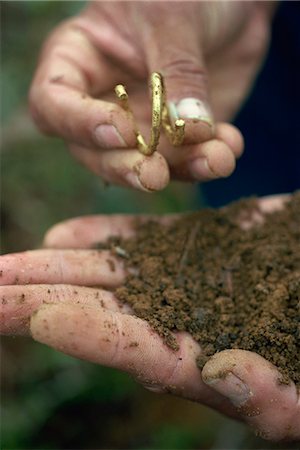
top-left (107, 193), bottom-right (300, 386)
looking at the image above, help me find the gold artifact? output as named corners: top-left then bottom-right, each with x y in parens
top-left (115, 72), bottom-right (185, 156)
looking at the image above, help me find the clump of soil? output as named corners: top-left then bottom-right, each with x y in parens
top-left (108, 193), bottom-right (300, 385)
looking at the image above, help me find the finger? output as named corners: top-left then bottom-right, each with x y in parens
top-left (157, 122), bottom-right (242, 181)
top-left (0, 250), bottom-right (125, 287)
top-left (202, 350), bottom-right (300, 441)
top-left (214, 123), bottom-right (244, 159)
top-left (29, 21), bottom-right (136, 149)
top-left (69, 144), bottom-right (170, 192)
top-left (30, 303), bottom-right (238, 417)
top-left (137, 3), bottom-right (213, 144)
top-left (44, 214), bottom-right (177, 249)
top-left (257, 194), bottom-right (291, 214)
top-left (0, 285), bottom-right (129, 336)
top-left (162, 138), bottom-right (236, 181)
top-left (44, 215), bottom-right (136, 249)
top-left (43, 214), bottom-right (137, 249)
top-left (234, 194), bottom-right (290, 230)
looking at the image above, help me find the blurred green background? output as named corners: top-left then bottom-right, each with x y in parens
top-left (1, 2), bottom-right (296, 449)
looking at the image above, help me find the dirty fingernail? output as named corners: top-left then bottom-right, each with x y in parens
top-left (94, 124), bottom-right (127, 148)
top-left (204, 372), bottom-right (252, 407)
top-left (168, 98), bottom-right (213, 125)
top-left (189, 157), bottom-right (216, 180)
top-left (125, 172), bottom-right (150, 192)
top-left (134, 156), bottom-right (169, 192)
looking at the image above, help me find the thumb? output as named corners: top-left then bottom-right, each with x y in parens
top-left (202, 350), bottom-right (300, 441)
top-left (137, 3), bottom-right (213, 144)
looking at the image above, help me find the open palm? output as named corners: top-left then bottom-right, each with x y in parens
top-left (1, 195), bottom-right (299, 441)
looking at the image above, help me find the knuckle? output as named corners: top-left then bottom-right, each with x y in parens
top-left (161, 56), bottom-right (209, 100)
top-left (161, 56), bottom-right (208, 93)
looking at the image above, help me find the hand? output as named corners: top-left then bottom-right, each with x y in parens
top-left (1, 195), bottom-right (299, 441)
top-left (29, 2), bottom-right (274, 191)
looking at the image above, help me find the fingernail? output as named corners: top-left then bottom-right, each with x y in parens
top-left (204, 372), bottom-right (252, 407)
top-left (168, 98), bottom-right (213, 125)
top-left (94, 124), bottom-right (127, 148)
top-left (124, 172), bottom-right (150, 192)
top-left (189, 157), bottom-right (216, 180)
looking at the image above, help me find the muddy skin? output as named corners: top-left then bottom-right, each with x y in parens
top-left (101, 192), bottom-right (300, 386)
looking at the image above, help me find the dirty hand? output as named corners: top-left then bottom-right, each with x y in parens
top-left (1, 196), bottom-right (299, 441)
top-left (29, 1), bottom-right (274, 191)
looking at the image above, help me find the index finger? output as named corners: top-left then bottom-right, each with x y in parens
top-left (30, 302), bottom-right (237, 418)
top-left (43, 214), bottom-right (178, 249)
top-left (29, 20), bottom-right (136, 149)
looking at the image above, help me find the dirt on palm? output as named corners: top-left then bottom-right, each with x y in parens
top-left (106, 193), bottom-right (300, 386)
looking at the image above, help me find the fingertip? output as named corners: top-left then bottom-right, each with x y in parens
top-left (30, 304), bottom-right (63, 345)
top-left (43, 223), bottom-right (69, 249)
top-left (258, 194), bottom-right (290, 214)
top-left (202, 349), bottom-right (289, 397)
top-left (202, 349), bottom-right (300, 441)
top-left (201, 140), bottom-right (236, 178)
top-left (215, 123), bottom-right (244, 158)
top-left (173, 139), bottom-right (236, 182)
top-left (135, 152), bottom-right (170, 192)
top-left (183, 118), bottom-right (214, 144)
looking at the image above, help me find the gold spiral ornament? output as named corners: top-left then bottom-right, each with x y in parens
top-left (115, 72), bottom-right (185, 155)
